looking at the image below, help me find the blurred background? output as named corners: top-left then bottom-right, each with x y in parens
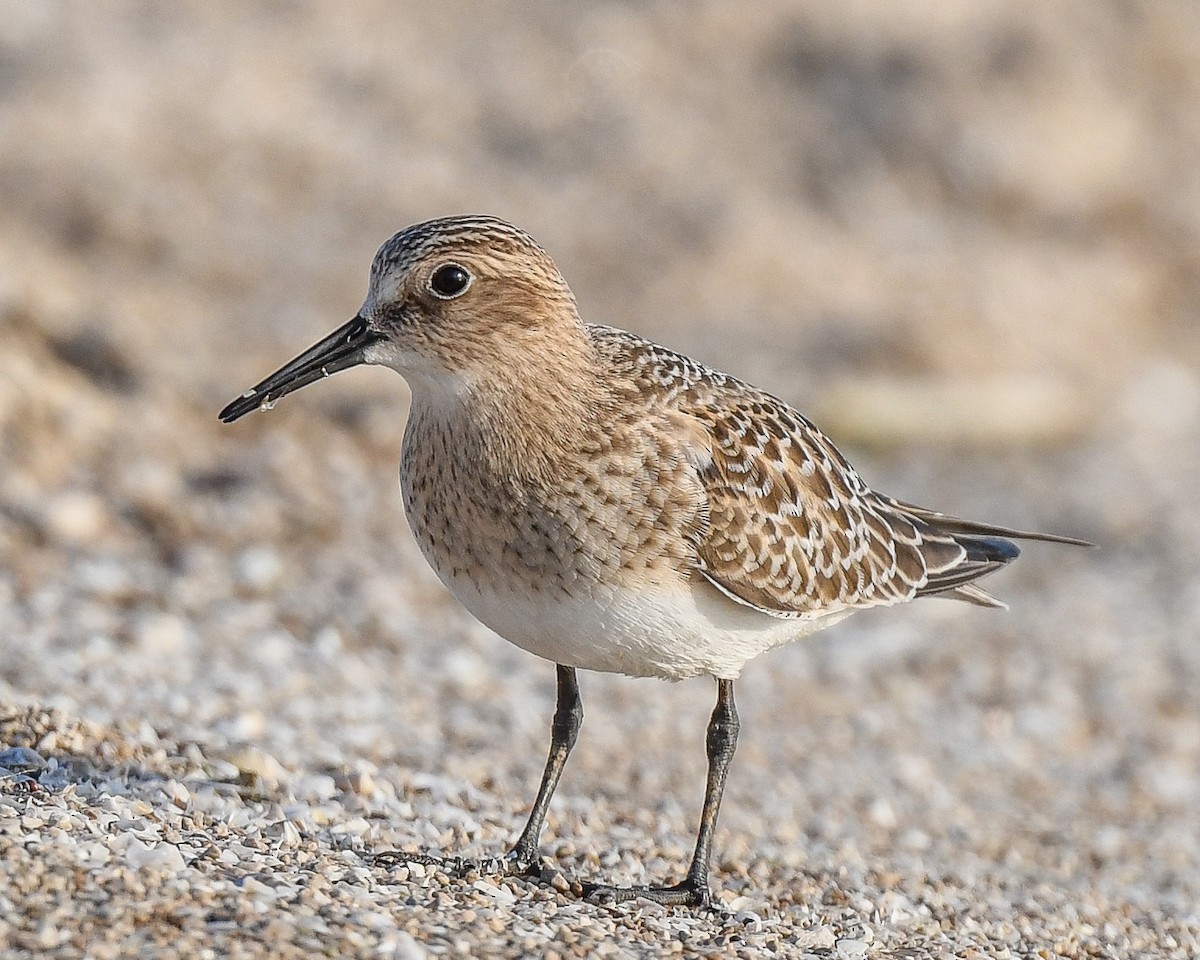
top-left (1, 0), bottom-right (1199, 950)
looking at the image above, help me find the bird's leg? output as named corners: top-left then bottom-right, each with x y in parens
top-left (376, 665), bottom-right (582, 879)
top-left (505, 664), bottom-right (583, 871)
top-left (583, 678), bottom-right (739, 909)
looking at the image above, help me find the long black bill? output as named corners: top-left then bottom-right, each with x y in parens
top-left (219, 316), bottom-right (382, 423)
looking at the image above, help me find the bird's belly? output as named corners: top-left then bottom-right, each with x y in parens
top-left (432, 568), bottom-right (849, 681)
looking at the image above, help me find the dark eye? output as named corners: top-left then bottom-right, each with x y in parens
top-left (429, 263), bottom-right (473, 299)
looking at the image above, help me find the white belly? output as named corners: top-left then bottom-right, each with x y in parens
top-left (433, 567), bottom-right (850, 681)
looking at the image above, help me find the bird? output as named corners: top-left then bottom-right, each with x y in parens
top-left (219, 215), bottom-right (1088, 908)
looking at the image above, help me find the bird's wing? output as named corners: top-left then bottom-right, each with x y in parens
top-left (593, 325), bottom-right (1021, 619)
top-left (679, 386), bottom-right (961, 617)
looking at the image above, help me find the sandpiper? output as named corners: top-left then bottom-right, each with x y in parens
top-left (219, 215), bottom-right (1087, 907)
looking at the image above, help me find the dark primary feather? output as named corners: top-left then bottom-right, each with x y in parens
top-left (879, 497), bottom-right (1092, 548)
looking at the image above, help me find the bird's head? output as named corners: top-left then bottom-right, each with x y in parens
top-left (219, 215), bottom-right (580, 423)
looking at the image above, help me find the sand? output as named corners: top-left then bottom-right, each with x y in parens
top-left (1, 2), bottom-right (1198, 957)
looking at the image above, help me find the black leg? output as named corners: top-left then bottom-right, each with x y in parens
top-left (377, 665), bottom-right (582, 878)
top-left (507, 664), bottom-right (582, 868)
top-left (584, 678), bottom-right (739, 908)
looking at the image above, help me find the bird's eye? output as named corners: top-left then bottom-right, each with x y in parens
top-left (429, 263), bottom-right (473, 299)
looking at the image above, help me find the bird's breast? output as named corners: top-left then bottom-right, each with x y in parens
top-left (398, 401), bottom-right (704, 606)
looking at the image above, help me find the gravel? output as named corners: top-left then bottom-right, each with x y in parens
top-left (2, 2), bottom-right (1200, 957)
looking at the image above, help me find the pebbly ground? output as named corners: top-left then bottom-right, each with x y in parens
top-left (2, 2), bottom-right (1200, 958)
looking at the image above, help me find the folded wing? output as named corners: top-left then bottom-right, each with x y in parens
top-left (595, 325), bottom-right (1084, 619)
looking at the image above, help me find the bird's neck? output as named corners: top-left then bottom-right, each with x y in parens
top-left (403, 326), bottom-right (612, 487)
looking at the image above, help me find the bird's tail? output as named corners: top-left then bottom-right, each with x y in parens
top-left (881, 496), bottom-right (1092, 609)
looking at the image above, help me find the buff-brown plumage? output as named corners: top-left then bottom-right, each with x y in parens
top-left (223, 215), bottom-right (1084, 675)
top-left (220, 214), bottom-right (1088, 907)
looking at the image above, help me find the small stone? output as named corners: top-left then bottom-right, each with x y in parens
top-left (471, 879), bottom-right (516, 904)
top-left (78, 559), bottom-right (136, 600)
top-left (836, 939), bottom-right (868, 960)
top-left (393, 932), bottom-right (427, 960)
top-left (734, 910), bottom-right (763, 931)
top-left (229, 748), bottom-right (288, 785)
top-left (549, 871), bottom-right (571, 893)
top-left (236, 547), bottom-right (283, 591)
top-left (43, 491), bottom-right (108, 544)
top-left (798, 927), bottom-right (837, 950)
top-left (163, 780), bottom-right (190, 810)
top-left (123, 838), bottom-right (186, 873)
top-left (134, 613), bottom-right (191, 654)
top-left (294, 773), bottom-right (337, 802)
top-left (266, 819), bottom-right (302, 847)
top-left (36, 922), bottom-right (65, 949)
top-left (225, 710), bottom-right (267, 741)
top-left (242, 876), bottom-right (277, 900)
top-left (0, 747), bottom-right (47, 772)
top-left (342, 769), bottom-right (376, 797)
top-left (331, 816), bottom-right (371, 837)
top-left (868, 797), bottom-right (896, 828)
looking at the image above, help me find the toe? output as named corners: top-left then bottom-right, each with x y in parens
top-left (581, 879), bottom-right (711, 909)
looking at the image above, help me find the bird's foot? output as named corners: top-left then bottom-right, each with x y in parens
top-left (373, 848), bottom-right (543, 879)
top-left (581, 876), bottom-right (713, 909)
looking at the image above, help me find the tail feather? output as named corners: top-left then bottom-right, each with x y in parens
top-left (917, 536), bottom-right (1018, 599)
top-left (946, 583), bottom-right (1008, 609)
top-left (883, 496), bottom-right (1091, 609)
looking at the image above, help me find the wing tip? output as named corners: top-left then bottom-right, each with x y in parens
top-left (962, 535), bottom-right (1021, 564)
